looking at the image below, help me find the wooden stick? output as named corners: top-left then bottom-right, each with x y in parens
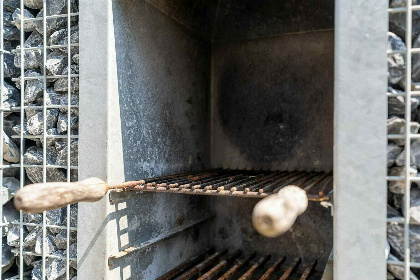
top-left (13, 178), bottom-right (138, 213)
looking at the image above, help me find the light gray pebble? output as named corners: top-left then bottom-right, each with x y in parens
top-left (388, 32), bottom-right (406, 85)
top-left (1, 177), bottom-right (19, 205)
top-left (389, 166), bottom-right (418, 194)
top-left (27, 109), bottom-right (59, 135)
top-left (2, 237), bottom-right (15, 273)
top-left (46, 52), bottom-right (67, 76)
top-left (3, 131), bottom-right (20, 163)
top-left (12, 8), bottom-right (36, 32)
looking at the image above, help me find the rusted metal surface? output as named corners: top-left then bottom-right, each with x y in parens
top-left (156, 248), bottom-right (214, 280)
top-left (318, 176), bottom-right (333, 197)
top-left (109, 170), bottom-right (332, 201)
top-left (197, 251), bottom-right (242, 280)
top-left (259, 256), bottom-right (286, 280)
top-left (157, 250), bottom-right (320, 280)
top-left (238, 255), bottom-right (271, 280)
top-left (299, 260), bottom-right (317, 280)
top-left (219, 253), bottom-right (256, 280)
top-left (304, 172), bottom-right (331, 192)
top-left (177, 250), bottom-right (228, 280)
top-left (279, 257), bottom-right (301, 280)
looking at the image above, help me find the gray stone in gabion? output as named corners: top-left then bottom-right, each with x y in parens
top-left (55, 76), bottom-right (79, 93)
top-left (24, 31), bottom-right (43, 48)
top-left (38, 128), bottom-right (60, 147)
top-left (7, 225), bottom-right (21, 247)
top-left (389, 166), bottom-right (418, 194)
top-left (4, 52), bottom-right (18, 78)
top-left (32, 260), bottom-right (42, 280)
top-left (2, 99), bottom-right (18, 117)
top-left (45, 257), bottom-right (66, 280)
top-left (72, 53), bottom-right (79, 65)
top-left (388, 32), bottom-right (406, 85)
top-left (24, 0), bottom-right (43, 9)
top-left (12, 124), bottom-right (29, 136)
top-left (46, 52), bottom-right (67, 76)
top-left (12, 8), bottom-right (36, 32)
top-left (388, 222), bottom-right (420, 262)
top-left (1, 177), bottom-right (19, 205)
top-left (388, 117), bottom-right (420, 146)
top-left (46, 208), bottom-right (64, 234)
top-left (35, 231), bottom-right (56, 255)
top-left (34, 11), bottom-right (68, 37)
top-left (36, 89), bottom-right (63, 107)
top-left (2, 237), bottom-right (15, 273)
top-left (3, 131), bottom-right (20, 163)
top-left (27, 109), bottom-right (59, 135)
top-left (24, 146), bottom-right (67, 183)
top-left (388, 204), bottom-right (401, 218)
top-left (23, 212), bottom-right (42, 232)
top-left (3, 160), bottom-right (19, 177)
top-left (16, 71), bottom-right (46, 104)
top-left (14, 48), bottom-right (43, 70)
top-left (62, 203), bottom-right (77, 228)
top-left (24, 106), bottom-right (41, 120)
top-left (45, 0), bottom-right (66, 15)
top-left (388, 272), bottom-right (396, 280)
top-left (4, 0), bottom-right (19, 12)
top-left (70, 169), bottom-right (77, 182)
top-left (49, 26), bottom-right (79, 46)
top-left (59, 93), bottom-right (78, 114)
top-left (4, 114), bottom-right (20, 137)
top-left (57, 112), bottom-right (78, 134)
top-left (389, 143), bottom-right (403, 167)
top-left (22, 252), bottom-right (37, 266)
top-left (389, 0), bottom-right (420, 39)
top-left (70, 242), bottom-right (76, 269)
top-left (24, 228), bottom-right (40, 250)
top-left (388, 253), bottom-right (418, 280)
top-left (2, 200), bottom-right (19, 237)
top-left (51, 232), bottom-right (66, 250)
top-left (396, 139), bottom-right (420, 169)
top-left (2, 81), bottom-right (18, 102)
top-left (402, 187), bottom-right (420, 224)
top-left (56, 140), bottom-right (78, 166)
top-left (3, 11), bottom-right (19, 41)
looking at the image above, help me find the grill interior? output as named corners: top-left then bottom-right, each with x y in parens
top-left (80, 0), bottom-right (336, 278)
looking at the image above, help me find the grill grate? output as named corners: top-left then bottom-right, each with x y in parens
top-left (157, 249), bottom-right (321, 280)
top-left (119, 170), bottom-right (333, 201)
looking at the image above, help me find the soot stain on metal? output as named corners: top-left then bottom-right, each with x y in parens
top-left (218, 61), bottom-right (302, 165)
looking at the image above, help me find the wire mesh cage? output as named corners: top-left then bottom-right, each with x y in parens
top-left (0, 0), bottom-right (79, 279)
top-left (387, 1), bottom-right (420, 279)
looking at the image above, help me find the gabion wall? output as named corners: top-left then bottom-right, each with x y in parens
top-left (388, 0), bottom-right (420, 279)
top-left (0, 0), bottom-right (79, 279)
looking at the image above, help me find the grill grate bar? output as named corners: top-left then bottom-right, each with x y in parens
top-left (258, 256), bottom-right (286, 280)
top-left (157, 251), bottom-right (320, 280)
top-left (124, 170), bottom-right (332, 201)
top-left (238, 255), bottom-right (271, 280)
top-left (177, 250), bottom-right (228, 280)
top-left (279, 257), bottom-right (301, 280)
top-left (299, 260), bottom-right (317, 280)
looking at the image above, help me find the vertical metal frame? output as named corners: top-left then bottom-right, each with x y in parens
top-left (334, 0), bottom-right (388, 279)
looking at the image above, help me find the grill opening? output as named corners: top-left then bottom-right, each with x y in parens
top-left (78, 0), bottom-right (335, 279)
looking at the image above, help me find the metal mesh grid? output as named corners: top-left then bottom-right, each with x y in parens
top-left (0, 0), bottom-right (79, 279)
top-left (387, 1), bottom-right (420, 279)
